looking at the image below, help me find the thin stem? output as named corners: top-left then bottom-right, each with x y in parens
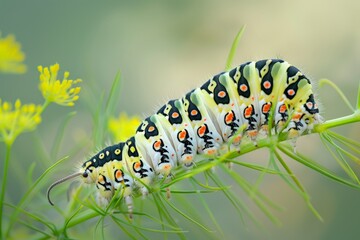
top-left (357, 82), bottom-right (360, 110)
top-left (314, 112), bottom-right (360, 133)
top-left (0, 143), bottom-right (12, 239)
top-left (60, 210), bottom-right (98, 230)
top-left (319, 79), bottom-right (355, 112)
top-left (225, 26), bottom-right (246, 71)
top-left (39, 100), bottom-right (51, 115)
top-left (273, 148), bottom-right (305, 192)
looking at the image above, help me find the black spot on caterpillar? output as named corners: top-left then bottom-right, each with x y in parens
top-left (47, 59), bottom-right (320, 218)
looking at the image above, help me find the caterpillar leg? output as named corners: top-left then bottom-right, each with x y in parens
top-left (166, 187), bottom-right (171, 199)
top-left (124, 195), bottom-right (133, 219)
top-left (96, 191), bottom-right (111, 206)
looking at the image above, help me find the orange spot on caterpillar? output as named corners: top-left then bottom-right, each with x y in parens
top-left (172, 112), bottom-right (179, 118)
top-left (163, 164), bottom-right (171, 170)
top-left (225, 111), bottom-right (234, 124)
top-left (134, 162), bottom-right (141, 170)
top-left (279, 104), bottom-right (287, 113)
top-left (197, 125), bottom-right (207, 137)
top-left (287, 89), bottom-right (295, 96)
top-left (205, 149), bottom-right (217, 155)
top-left (178, 130), bottom-right (187, 141)
top-left (262, 103), bottom-right (271, 113)
top-left (240, 84), bottom-right (248, 92)
top-left (247, 130), bottom-right (258, 138)
top-left (293, 113), bottom-right (302, 120)
top-left (153, 140), bottom-right (161, 150)
top-left (244, 106), bottom-right (253, 118)
top-left (98, 175), bottom-right (104, 183)
top-left (263, 81), bottom-right (271, 89)
top-left (233, 135), bottom-right (242, 144)
top-left (218, 91), bottom-right (226, 98)
top-left (115, 170), bottom-right (122, 179)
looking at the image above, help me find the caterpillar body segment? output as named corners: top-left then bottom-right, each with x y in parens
top-left (183, 89), bottom-right (224, 156)
top-left (135, 115), bottom-right (177, 176)
top-left (199, 72), bottom-right (242, 144)
top-left (47, 59), bottom-right (321, 216)
top-left (156, 99), bottom-right (197, 167)
top-left (123, 136), bottom-right (155, 196)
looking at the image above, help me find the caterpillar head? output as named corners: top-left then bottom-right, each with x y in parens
top-left (47, 143), bottom-right (125, 206)
top-left (46, 159), bottom-right (100, 206)
top-left (80, 158), bottom-right (99, 184)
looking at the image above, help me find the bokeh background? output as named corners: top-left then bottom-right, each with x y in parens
top-left (1, 0), bottom-right (360, 239)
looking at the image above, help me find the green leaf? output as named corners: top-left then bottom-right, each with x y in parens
top-left (273, 147), bottom-right (323, 221)
top-left (319, 78), bottom-right (354, 112)
top-left (105, 71), bottom-right (122, 118)
top-left (224, 26), bottom-right (246, 71)
top-left (51, 111), bottom-right (77, 159)
top-left (277, 144), bottom-right (360, 189)
top-left (220, 164), bottom-right (282, 225)
top-left (6, 156), bottom-right (70, 238)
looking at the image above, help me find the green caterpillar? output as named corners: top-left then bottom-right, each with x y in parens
top-left (47, 59), bottom-right (321, 217)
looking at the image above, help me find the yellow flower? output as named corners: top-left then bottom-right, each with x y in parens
top-left (0, 33), bottom-right (26, 74)
top-left (108, 113), bottom-right (141, 142)
top-left (0, 99), bottom-right (42, 145)
top-left (38, 63), bottom-right (81, 106)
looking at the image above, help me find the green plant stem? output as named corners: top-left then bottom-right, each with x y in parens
top-left (0, 143), bottom-right (12, 239)
top-left (40, 100), bottom-right (50, 115)
top-left (314, 112), bottom-right (360, 133)
top-left (319, 79), bottom-right (355, 112)
top-left (225, 26), bottom-right (245, 71)
top-left (59, 210), bottom-right (99, 233)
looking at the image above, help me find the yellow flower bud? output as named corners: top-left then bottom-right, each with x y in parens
top-left (0, 33), bottom-right (27, 74)
top-left (38, 63), bottom-right (82, 106)
top-left (108, 113), bottom-right (141, 142)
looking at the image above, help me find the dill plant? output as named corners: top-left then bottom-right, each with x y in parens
top-left (0, 35), bottom-right (82, 239)
top-left (1, 29), bottom-right (360, 239)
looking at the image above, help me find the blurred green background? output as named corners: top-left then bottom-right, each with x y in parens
top-left (1, 0), bottom-right (360, 239)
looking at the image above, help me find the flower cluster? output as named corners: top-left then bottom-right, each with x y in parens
top-left (0, 99), bottom-right (42, 145)
top-left (108, 113), bottom-right (141, 142)
top-left (38, 63), bottom-right (81, 106)
top-left (0, 32), bottom-right (84, 239)
top-left (0, 33), bottom-right (26, 74)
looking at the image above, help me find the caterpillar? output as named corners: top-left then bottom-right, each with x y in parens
top-left (47, 59), bottom-right (321, 218)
